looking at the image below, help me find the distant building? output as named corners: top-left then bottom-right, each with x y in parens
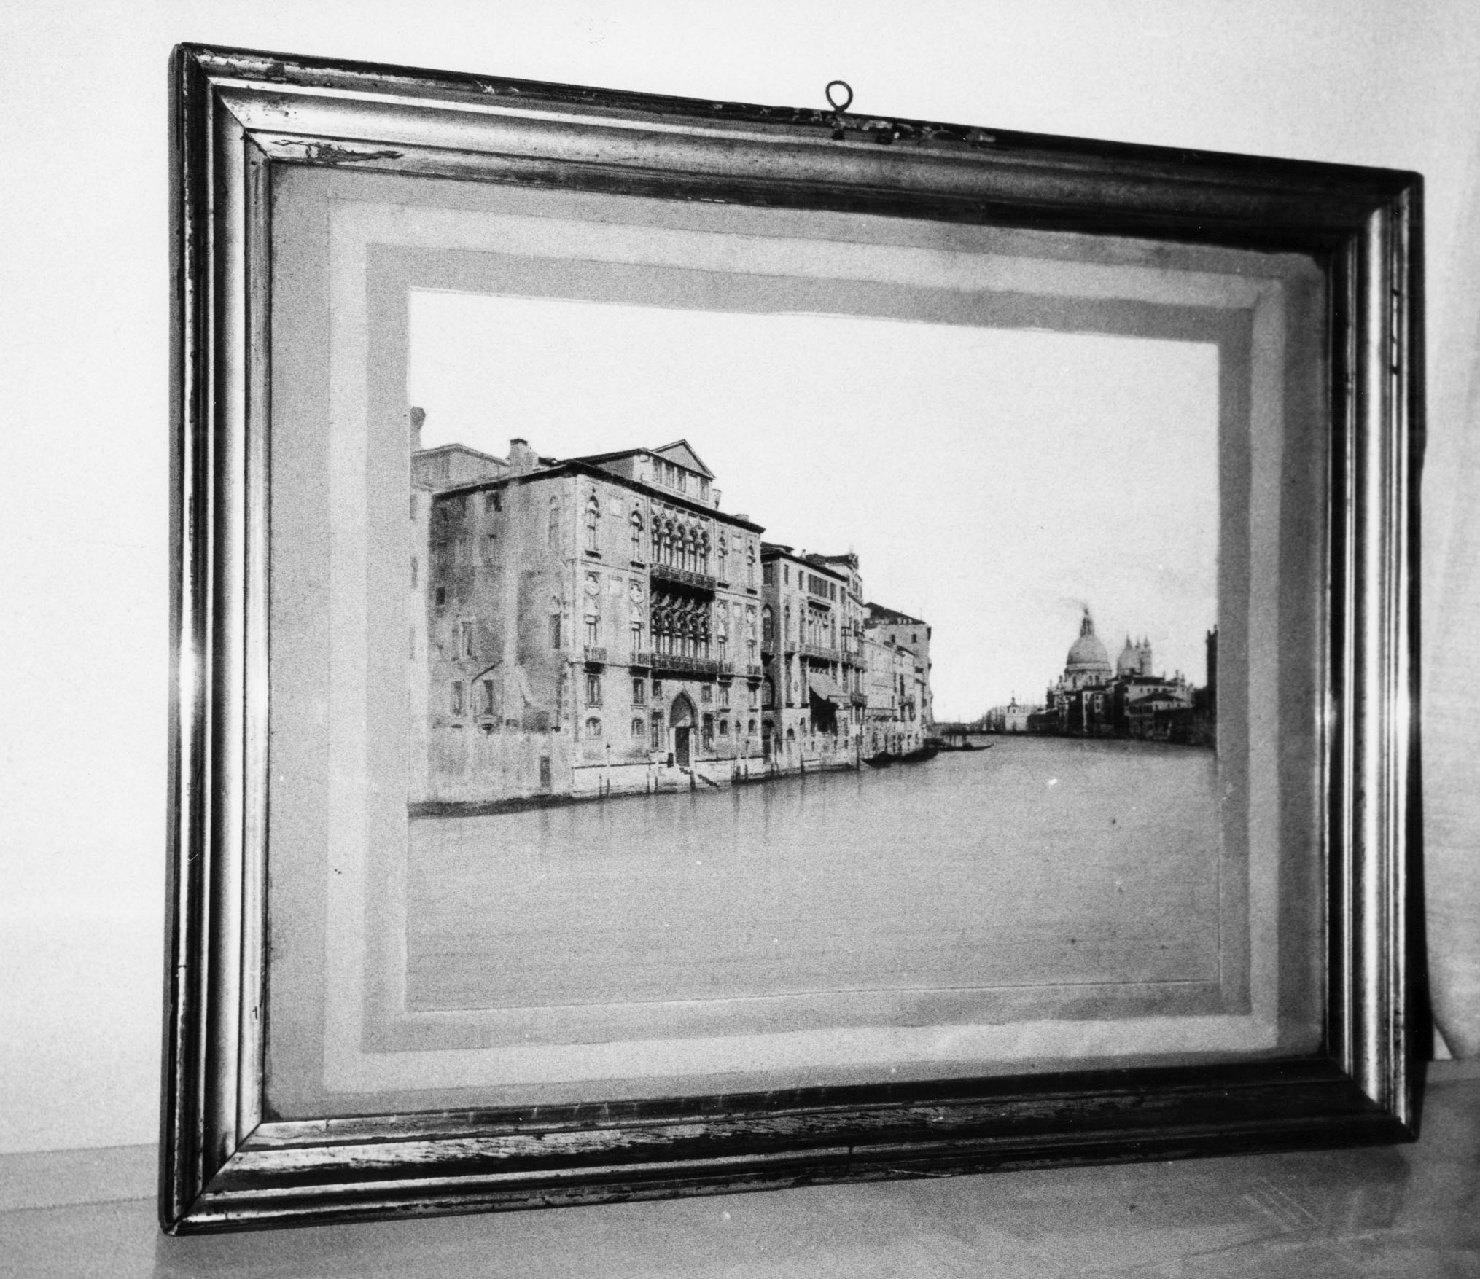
top-left (860, 627), bottom-right (929, 757)
top-left (982, 696), bottom-right (1038, 733)
top-left (1030, 607), bottom-right (1206, 742)
top-left (864, 604), bottom-right (933, 730)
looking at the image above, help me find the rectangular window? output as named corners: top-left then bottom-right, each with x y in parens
top-left (702, 713), bottom-right (714, 749)
top-left (652, 679), bottom-right (663, 698)
top-left (410, 493), bottom-right (417, 520)
top-left (435, 587), bottom-right (446, 607)
top-left (485, 489), bottom-right (501, 512)
top-left (719, 684), bottom-right (730, 707)
top-left (450, 681), bottom-right (465, 716)
top-left (632, 717), bottom-right (645, 738)
top-left (482, 679), bottom-right (496, 714)
top-left (783, 564), bottom-right (789, 584)
top-left (633, 677), bottom-right (645, 705)
top-left (701, 684), bottom-right (712, 703)
top-left (586, 616), bottom-right (599, 646)
top-left (650, 711), bottom-right (663, 749)
top-left (550, 614), bottom-right (562, 648)
top-left (410, 557), bottom-right (418, 587)
top-left (459, 618), bottom-right (476, 658)
top-left (586, 673), bottom-right (602, 706)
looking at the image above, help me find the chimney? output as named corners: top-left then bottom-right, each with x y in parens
top-left (508, 438), bottom-right (537, 476)
top-left (409, 406), bottom-right (426, 453)
top-left (712, 488), bottom-right (722, 509)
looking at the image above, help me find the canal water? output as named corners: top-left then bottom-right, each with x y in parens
top-left (406, 735), bottom-right (1222, 1013)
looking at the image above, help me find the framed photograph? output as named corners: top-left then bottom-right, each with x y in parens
top-left (163, 44), bottom-right (1420, 1232)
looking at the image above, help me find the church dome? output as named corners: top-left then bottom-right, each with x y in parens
top-left (1117, 636), bottom-right (1140, 675)
top-left (1065, 609), bottom-right (1111, 674)
top-left (1067, 634), bottom-right (1110, 671)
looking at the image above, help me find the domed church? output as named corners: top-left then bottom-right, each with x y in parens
top-left (1060, 607), bottom-right (1113, 690)
top-left (1032, 606), bottom-right (1196, 739)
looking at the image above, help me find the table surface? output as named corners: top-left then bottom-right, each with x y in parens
top-left (2, 1066), bottom-right (1477, 1279)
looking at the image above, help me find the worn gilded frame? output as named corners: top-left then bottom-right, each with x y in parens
top-left (164, 43), bottom-right (1421, 1233)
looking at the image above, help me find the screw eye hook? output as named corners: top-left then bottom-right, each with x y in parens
top-left (825, 79), bottom-right (853, 139)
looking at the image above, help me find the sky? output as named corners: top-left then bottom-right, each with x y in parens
top-left (409, 290), bottom-right (1219, 721)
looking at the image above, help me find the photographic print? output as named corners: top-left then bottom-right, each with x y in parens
top-left (399, 293), bottom-right (1223, 1038)
top-left (164, 46), bottom-right (1418, 1230)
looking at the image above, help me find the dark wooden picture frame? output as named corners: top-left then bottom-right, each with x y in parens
top-left (164, 43), bottom-right (1421, 1233)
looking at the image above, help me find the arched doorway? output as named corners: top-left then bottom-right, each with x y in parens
top-left (670, 692), bottom-right (697, 767)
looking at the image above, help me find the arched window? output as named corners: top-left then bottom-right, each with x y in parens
top-left (584, 716), bottom-right (602, 738)
top-left (584, 493), bottom-right (600, 552)
top-left (716, 533), bottom-right (727, 580)
top-left (698, 530), bottom-right (710, 574)
top-left (762, 606), bottom-right (774, 642)
top-left (630, 509), bottom-right (643, 558)
top-left (763, 676), bottom-right (775, 709)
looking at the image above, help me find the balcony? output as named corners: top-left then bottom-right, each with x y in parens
top-left (651, 652), bottom-right (721, 678)
top-left (800, 643), bottom-right (836, 661)
top-left (650, 563), bottom-right (717, 594)
top-left (746, 663), bottom-right (765, 680)
top-left (628, 650), bottom-right (655, 670)
top-left (583, 645), bottom-right (608, 668)
top-left (716, 661), bottom-right (735, 679)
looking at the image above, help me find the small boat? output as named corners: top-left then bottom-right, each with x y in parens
top-left (864, 753), bottom-right (894, 768)
top-left (897, 744), bottom-right (940, 764)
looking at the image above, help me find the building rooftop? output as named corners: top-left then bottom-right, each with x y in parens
top-left (865, 603), bottom-right (926, 627)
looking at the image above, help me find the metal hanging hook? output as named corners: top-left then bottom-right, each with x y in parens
top-left (825, 79), bottom-right (853, 139)
top-left (825, 80), bottom-right (853, 113)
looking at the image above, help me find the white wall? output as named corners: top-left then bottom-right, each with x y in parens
top-left (2, 0), bottom-right (1478, 1154)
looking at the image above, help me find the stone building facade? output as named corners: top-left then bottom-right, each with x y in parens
top-left (860, 629), bottom-right (929, 757)
top-left (413, 435), bottom-right (766, 806)
top-left (410, 422), bottom-right (935, 806)
top-left (759, 546), bottom-right (871, 766)
top-left (863, 604), bottom-right (934, 729)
